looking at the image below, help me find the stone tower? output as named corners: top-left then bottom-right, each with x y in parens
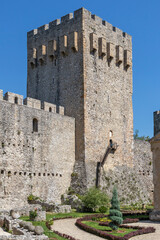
top-left (27, 8), bottom-right (133, 192)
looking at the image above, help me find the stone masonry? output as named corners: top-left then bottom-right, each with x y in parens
top-left (0, 8), bottom-right (154, 208)
top-left (27, 8), bottom-right (133, 193)
top-left (0, 91), bottom-right (75, 210)
top-left (150, 111), bottom-right (160, 220)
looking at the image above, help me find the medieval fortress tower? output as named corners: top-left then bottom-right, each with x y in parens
top-left (0, 8), bottom-right (153, 210)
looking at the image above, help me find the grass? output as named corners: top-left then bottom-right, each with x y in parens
top-left (20, 212), bottom-right (97, 240)
top-left (82, 221), bottom-right (137, 237)
top-left (20, 216), bottom-right (66, 240)
top-left (46, 211), bottom-right (96, 221)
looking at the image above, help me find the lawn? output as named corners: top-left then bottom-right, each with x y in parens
top-left (82, 221), bottom-right (137, 237)
top-left (46, 211), bottom-right (96, 221)
top-left (20, 212), bottom-right (96, 240)
top-left (20, 216), bottom-right (66, 240)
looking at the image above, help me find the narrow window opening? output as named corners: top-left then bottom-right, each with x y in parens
top-left (1, 170), bottom-right (4, 174)
top-left (49, 107), bottom-right (52, 112)
top-left (39, 173), bottom-right (41, 176)
top-left (33, 118), bottom-right (38, 132)
top-left (14, 97), bottom-right (18, 104)
top-left (109, 130), bottom-right (113, 138)
top-left (8, 171), bottom-right (11, 177)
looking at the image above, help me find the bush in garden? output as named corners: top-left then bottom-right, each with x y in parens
top-left (109, 187), bottom-right (123, 230)
top-left (29, 209), bottom-right (37, 220)
top-left (99, 206), bottom-right (107, 213)
top-left (82, 187), bottom-right (109, 212)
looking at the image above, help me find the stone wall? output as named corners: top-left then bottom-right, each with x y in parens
top-left (0, 91), bottom-right (75, 210)
top-left (27, 8), bottom-right (87, 191)
top-left (99, 139), bottom-right (153, 204)
top-left (27, 8), bottom-right (133, 194)
top-left (82, 8), bottom-right (133, 191)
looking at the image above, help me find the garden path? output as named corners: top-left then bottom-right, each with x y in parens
top-left (52, 218), bottom-right (160, 240)
top-left (129, 220), bottom-right (160, 240)
top-left (51, 218), bottom-right (104, 240)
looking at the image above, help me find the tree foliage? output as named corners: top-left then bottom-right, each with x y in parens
top-left (82, 187), bottom-right (109, 212)
top-left (134, 129), bottom-right (150, 141)
top-left (109, 187), bottom-right (123, 230)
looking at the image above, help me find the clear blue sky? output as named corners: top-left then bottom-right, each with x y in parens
top-left (0, 0), bottom-right (160, 137)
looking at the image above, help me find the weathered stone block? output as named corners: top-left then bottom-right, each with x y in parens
top-left (42, 102), bottom-right (56, 113)
top-left (98, 37), bottom-right (106, 57)
top-left (29, 48), bottom-right (37, 67)
top-left (0, 89), bottom-right (3, 100)
top-left (61, 13), bottom-right (73, 22)
top-left (38, 45), bottom-right (47, 64)
top-left (60, 35), bottom-right (68, 56)
top-left (149, 210), bottom-right (160, 221)
top-left (10, 210), bottom-right (20, 219)
top-left (70, 32), bottom-right (78, 52)
top-left (4, 92), bottom-right (23, 105)
top-left (124, 49), bottom-right (132, 67)
top-left (34, 211), bottom-right (46, 221)
top-left (48, 40), bottom-right (57, 59)
top-left (116, 45), bottom-right (123, 64)
top-left (35, 226), bottom-right (44, 235)
top-left (90, 33), bottom-right (98, 52)
top-left (23, 97), bottom-right (41, 109)
top-left (12, 227), bottom-right (25, 235)
top-left (107, 42), bottom-right (115, 59)
top-left (59, 106), bottom-right (64, 115)
top-left (54, 205), bottom-right (71, 213)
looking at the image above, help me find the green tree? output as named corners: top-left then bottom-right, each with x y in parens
top-left (109, 187), bottom-right (123, 230)
top-left (82, 187), bottom-right (109, 212)
top-left (134, 129), bottom-right (150, 141)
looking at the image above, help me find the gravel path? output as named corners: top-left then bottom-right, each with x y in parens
top-left (128, 220), bottom-right (160, 240)
top-left (52, 219), bottom-right (160, 240)
top-left (52, 218), bottom-right (104, 240)
top-left (0, 227), bottom-right (11, 236)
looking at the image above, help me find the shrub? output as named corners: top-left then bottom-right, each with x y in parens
top-left (27, 194), bottom-right (39, 202)
top-left (29, 209), bottom-right (37, 220)
top-left (82, 187), bottom-right (109, 212)
top-left (109, 187), bottom-right (123, 230)
top-left (99, 206), bottom-right (107, 213)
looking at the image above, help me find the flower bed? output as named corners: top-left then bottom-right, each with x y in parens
top-left (99, 218), bottom-right (139, 226)
top-left (75, 215), bottom-right (155, 240)
top-left (53, 230), bottom-right (79, 240)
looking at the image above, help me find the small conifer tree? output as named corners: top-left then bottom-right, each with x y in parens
top-left (109, 187), bottom-right (123, 230)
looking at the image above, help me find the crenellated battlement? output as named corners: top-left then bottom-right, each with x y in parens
top-left (27, 8), bottom-right (131, 40)
top-left (154, 111), bottom-right (160, 136)
top-left (27, 8), bottom-right (132, 71)
top-left (0, 90), bottom-right (64, 115)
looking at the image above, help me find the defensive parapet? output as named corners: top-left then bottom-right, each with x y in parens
top-left (27, 8), bottom-right (132, 72)
top-left (27, 8), bottom-right (131, 39)
top-left (0, 90), bottom-right (64, 115)
top-left (154, 111), bottom-right (160, 136)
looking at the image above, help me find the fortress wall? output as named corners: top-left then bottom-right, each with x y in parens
top-left (82, 9), bottom-right (133, 189)
top-left (27, 8), bottom-right (87, 191)
top-left (0, 94), bottom-right (75, 210)
top-left (27, 8), bottom-right (134, 193)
